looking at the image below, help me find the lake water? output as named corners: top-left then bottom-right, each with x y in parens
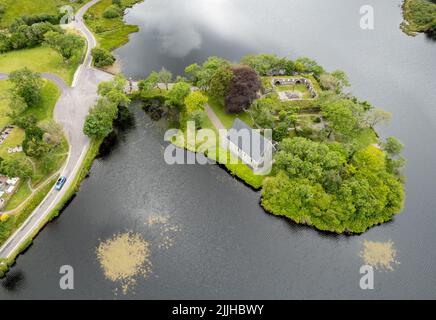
top-left (1, 0), bottom-right (436, 299)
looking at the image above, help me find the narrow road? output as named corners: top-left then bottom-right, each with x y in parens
top-left (205, 104), bottom-right (226, 131)
top-left (0, 0), bottom-right (112, 261)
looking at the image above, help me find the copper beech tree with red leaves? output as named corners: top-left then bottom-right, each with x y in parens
top-left (224, 66), bottom-right (261, 113)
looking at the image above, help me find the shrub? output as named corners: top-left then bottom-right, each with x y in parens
top-left (91, 48), bottom-right (116, 67)
top-left (103, 5), bottom-right (122, 19)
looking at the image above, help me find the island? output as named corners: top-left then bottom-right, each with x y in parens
top-left (131, 54), bottom-right (406, 234)
top-left (401, 0), bottom-right (436, 37)
top-left (0, 0), bottom-right (407, 279)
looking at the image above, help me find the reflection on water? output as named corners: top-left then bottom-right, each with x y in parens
top-left (1, 0), bottom-right (436, 299)
top-left (1, 270), bottom-right (25, 291)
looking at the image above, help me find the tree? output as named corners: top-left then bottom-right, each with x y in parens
top-left (91, 48), bottom-right (115, 67)
top-left (138, 71), bottom-right (159, 95)
top-left (8, 95), bottom-right (28, 120)
top-left (274, 137), bottom-right (347, 183)
top-left (9, 68), bottom-right (42, 108)
top-left (103, 5), bottom-right (122, 18)
top-left (319, 71), bottom-right (350, 93)
top-left (208, 63), bottom-right (233, 103)
top-left (240, 54), bottom-right (291, 76)
top-left (248, 97), bottom-right (276, 129)
top-left (83, 98), bottom-right (118, 139)
top-left (382, 137), bottom-right (405, 176)
top-left (0, 158), bottom-right (33, 178)
top-left (184, 63), bottom-right (201, 84)
top-left (44, 31), bottom-right (85, 62)
top-left (294, 57), bottom-right (325, 78)
top-left (184, 91), bottom-right (208, 115)
top-left (158, 67), bottom-right (173, 90)
top-left (191, 57), bottom-right (229, 90)
top-left (23, 137), bottom-right (49, 158)
top-left (40, 119), bottom-right (63, 146)
top-left (321, 99), bottom-right (362, 140)
top-left (382, 137), bottom-right (404, 157)
top-left (0, 33), bottom-right (12, 53)
top-left (363, 108), bottom-right (391, 129)
top-left (165, 81), bottom-right (191, 109)
top-left (98, 75), bottom-right (130, 106)
top-left (224, 65), bottom-right (261, 113)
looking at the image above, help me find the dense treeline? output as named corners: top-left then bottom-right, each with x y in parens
top-left (84, 75), bottom-right (132, 139)
top-left (0, 11), bottom-right (85, 66)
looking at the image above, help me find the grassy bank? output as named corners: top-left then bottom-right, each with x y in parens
top-left (48, 138), bottom-right (102, 221)
top-left (0, 46), bottom-right (81, 85)
top-left (0, 176), bottom-right (56, 274)
top-left (171, 123), bottom-right (265, 190)
top-left (401, 0), bottom-right (436, 35)
top-left (0, 138), bottom-right (103, 277)
top-left (84, 0), bottom-right (143, 51)
top-left (0, 0), bottom-right (90, 28)
top-left (207, 96), bottom-right (254, 129)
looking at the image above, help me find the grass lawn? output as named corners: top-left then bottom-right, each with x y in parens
top-left (0, 0), bottom-right (90, 28)
top-left (0, 46), bottom-right (78, 84)
top-left (0, 177), bottom-right (56, 250)
top-left (352, 128), bottom-right (378, 151)
top-left (21, 80), bottom-right (60, 122)
top-left (207, 96), bottom-right (254, 129)
top-left (85, 0), bottom-right (142, 51)
top-left (276, 83), bottom-right (313, 99)
top-left (3, 180), bottom-right (31, 211)
top-left (0, 128), bottom-right (25, 160)
top-left (172, 117), bottom-right (266, 189)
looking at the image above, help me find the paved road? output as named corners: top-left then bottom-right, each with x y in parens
top-left (0, 0), bottom-right (112, 260)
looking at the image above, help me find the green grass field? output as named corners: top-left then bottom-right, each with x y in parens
top-left (207, 96), bottom-right (254, 129)
top-left (85, 0), bottom-right (142, 51)
top-left (0, 0), bottom-right (89, 28)
top-left (0, 46), bottom-right (79, 84)
top-left (172, 113), bottom-right (266, 189)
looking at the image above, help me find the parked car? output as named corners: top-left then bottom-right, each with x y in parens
top-left (55, 176), bottom-right (67, 191)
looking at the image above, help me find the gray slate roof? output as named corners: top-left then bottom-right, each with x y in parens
top-left (227, 118), bottom-right (271, 163)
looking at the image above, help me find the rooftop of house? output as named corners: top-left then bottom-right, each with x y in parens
top-left (227, 118), bottom-right (272, 163)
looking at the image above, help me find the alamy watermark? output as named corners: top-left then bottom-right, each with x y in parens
top-left (59, 265), bottom-right (74, 290)
top-left (360, 5), bottom-right (375, 30)
top-left (359, 265), bottom-right (374, 290)
top-left (163, 121), bottom-right (273, 176)
top-left (59, 0), bottom-right (78, 25)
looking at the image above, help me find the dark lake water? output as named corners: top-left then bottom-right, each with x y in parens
top-left (1, 0), bottom-right (436, 299)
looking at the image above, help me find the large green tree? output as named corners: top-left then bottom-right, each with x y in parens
top-left (9, 68), bottom-right (42, 108)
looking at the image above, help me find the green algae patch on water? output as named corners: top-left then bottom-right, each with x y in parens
top-left (360, 240), bottom-right (400, 271)
top-left (145, 214), bottom-right (181, 250)
top-left (96, 232), bottom-right (152, 295)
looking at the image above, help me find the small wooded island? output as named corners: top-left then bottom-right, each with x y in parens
top-left (401, 0), bottom-right (436, 36)
top-left (117, 54), bottom-right (405, 234)
top-left (84, 54), bottom-right (405, 233)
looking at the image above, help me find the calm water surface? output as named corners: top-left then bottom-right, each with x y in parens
top-left (1, 0), bottom-right (436, 299)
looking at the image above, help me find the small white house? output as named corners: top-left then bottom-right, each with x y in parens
top-left (226, 119), bottom-right (274, 173)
